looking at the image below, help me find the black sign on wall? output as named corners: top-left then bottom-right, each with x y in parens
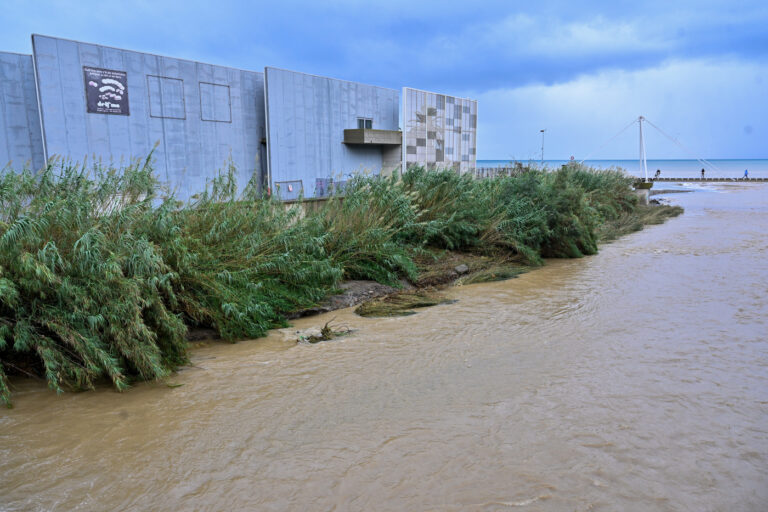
top-left (83, 67), bottom-right (129, 115)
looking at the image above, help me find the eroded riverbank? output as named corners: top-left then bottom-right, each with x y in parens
top-left (2, 183), bottom-right (767, 510)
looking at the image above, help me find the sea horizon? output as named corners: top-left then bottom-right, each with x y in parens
top-left (476, 158), bottom-right (768, 178)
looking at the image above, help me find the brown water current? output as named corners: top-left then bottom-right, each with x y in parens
top-left (2, 183), bottom-right (767, 511)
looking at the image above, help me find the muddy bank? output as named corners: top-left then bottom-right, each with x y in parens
top-left (288, 280), bottom-right (408, 318)
top-left (283, 252), bottom-right (523, 322)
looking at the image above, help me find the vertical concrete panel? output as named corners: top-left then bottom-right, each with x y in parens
top-left (240, 71), bottom-right (264, 190)
top-left (101, 45), bottom-right (132, 165)
top-left (58, 39), bottom-right (90, 162)
top-left (0, 52), bottom-right (44, 170)
top-left (32, 35), bottom-right (265, 200)
top-left (79, 43), bottom-right (110, 164)
top-left (124, 51), bottom-right (148, 162)
top-left (265, 67), bottom-right (399, 198)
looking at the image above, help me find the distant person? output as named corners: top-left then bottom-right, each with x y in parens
top-left (655, 169), bottom-right (661, 179)
top-left (744, 169), bottom-right (749, 179)
top-left (701, 168), bottom-right (705, 178)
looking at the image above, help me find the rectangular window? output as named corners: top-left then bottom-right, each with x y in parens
top-left (274, 180), bottom-right (303, 200)
top-left (199, 82), bottom-right (232, 122)
top-left (147, 75), bottom-right (185, 119)
top-left (357, 117), bottom-right (373, 129)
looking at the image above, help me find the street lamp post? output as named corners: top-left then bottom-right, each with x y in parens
top-left (540, 129), bottom-right (546, 167)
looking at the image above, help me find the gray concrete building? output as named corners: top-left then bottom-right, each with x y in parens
top-left (0, 35), bottom-right (477, 200)
top-left (0, 52), bottom-right (44, 171)
top-left (32, 35), bottom-right (266, 199)
top-left (265, 67), bottom-right (401, 199)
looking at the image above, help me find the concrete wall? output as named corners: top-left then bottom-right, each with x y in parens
top-left (265, 67), bottom-right (399, 199)
top-left (32, 35), bottom-right (266, 199)
top-left (0, 52), bottom-right (44, 171)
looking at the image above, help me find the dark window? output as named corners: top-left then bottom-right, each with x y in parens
top-left (332, 181), bottom-right (348, 194)
top-left (446, 147), bottom-right (453, 155)
top-left (416, 138), bottom-right (426, 147)
top-left (436, 95), bottom-right (445, 109)
top-left (463, 105), bottom-right (470, 114)
top-left (427, 107), bottom-right (437, 116)
top-left (407, 146), bottom-right (417, 155)
top-left (470, 114), bottom-right (477, 128)
top-left (357, 117), bottom-right (373, 129)
top-left (427, 131), bottom-right (436, 140)
top-left (315, 178), bottom-right (333, 198)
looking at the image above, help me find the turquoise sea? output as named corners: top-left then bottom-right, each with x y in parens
top-left (476, 159), bottom-right (768, 179)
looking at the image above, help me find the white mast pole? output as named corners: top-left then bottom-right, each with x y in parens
top-left (638, 116), bottom-right (648, 182)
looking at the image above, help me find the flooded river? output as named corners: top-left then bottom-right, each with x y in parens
top-left (2, 184), bottom-right (767, 511)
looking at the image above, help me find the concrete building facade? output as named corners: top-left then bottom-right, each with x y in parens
top-left (265, 67), bottom-right (401, 199)
top-left (32, 35), bottom-right (266, 199)
top-left (402, 87), bottom-right (478, 174)
top-left (0, 52), bottom-right (44, 171)
top-left (1, 35), bottom-right (477, 200)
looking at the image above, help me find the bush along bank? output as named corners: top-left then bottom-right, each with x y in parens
top-left (0, 160), bottom-right (682, 406)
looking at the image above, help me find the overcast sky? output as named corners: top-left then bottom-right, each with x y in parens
top-left (3, 0), bottom-right (766, 159)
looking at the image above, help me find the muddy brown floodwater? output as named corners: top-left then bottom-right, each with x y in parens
top-left (2, 184), bottom-right (767, 511)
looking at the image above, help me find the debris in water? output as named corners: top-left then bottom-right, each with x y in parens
top-left (296, 319), bottom-right (353, 344)
top-left (355, 289), bottom-right (456, 317)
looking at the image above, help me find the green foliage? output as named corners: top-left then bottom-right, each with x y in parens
top-left (0, 157), bottom-right (180, 405)
top-left (309, 174), bottom-right (418, 284)
top-left (148, 168), bottom-right (341, 340)
top-left (0, 158), bottom-right (654, 405)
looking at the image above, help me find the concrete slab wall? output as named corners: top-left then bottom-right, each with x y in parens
top-left (265, 67), bottom-right (399, 198)
top-left (32, 35), bottom-right (265, 199)
top-left (0, 52), bottom-right (44, 171)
